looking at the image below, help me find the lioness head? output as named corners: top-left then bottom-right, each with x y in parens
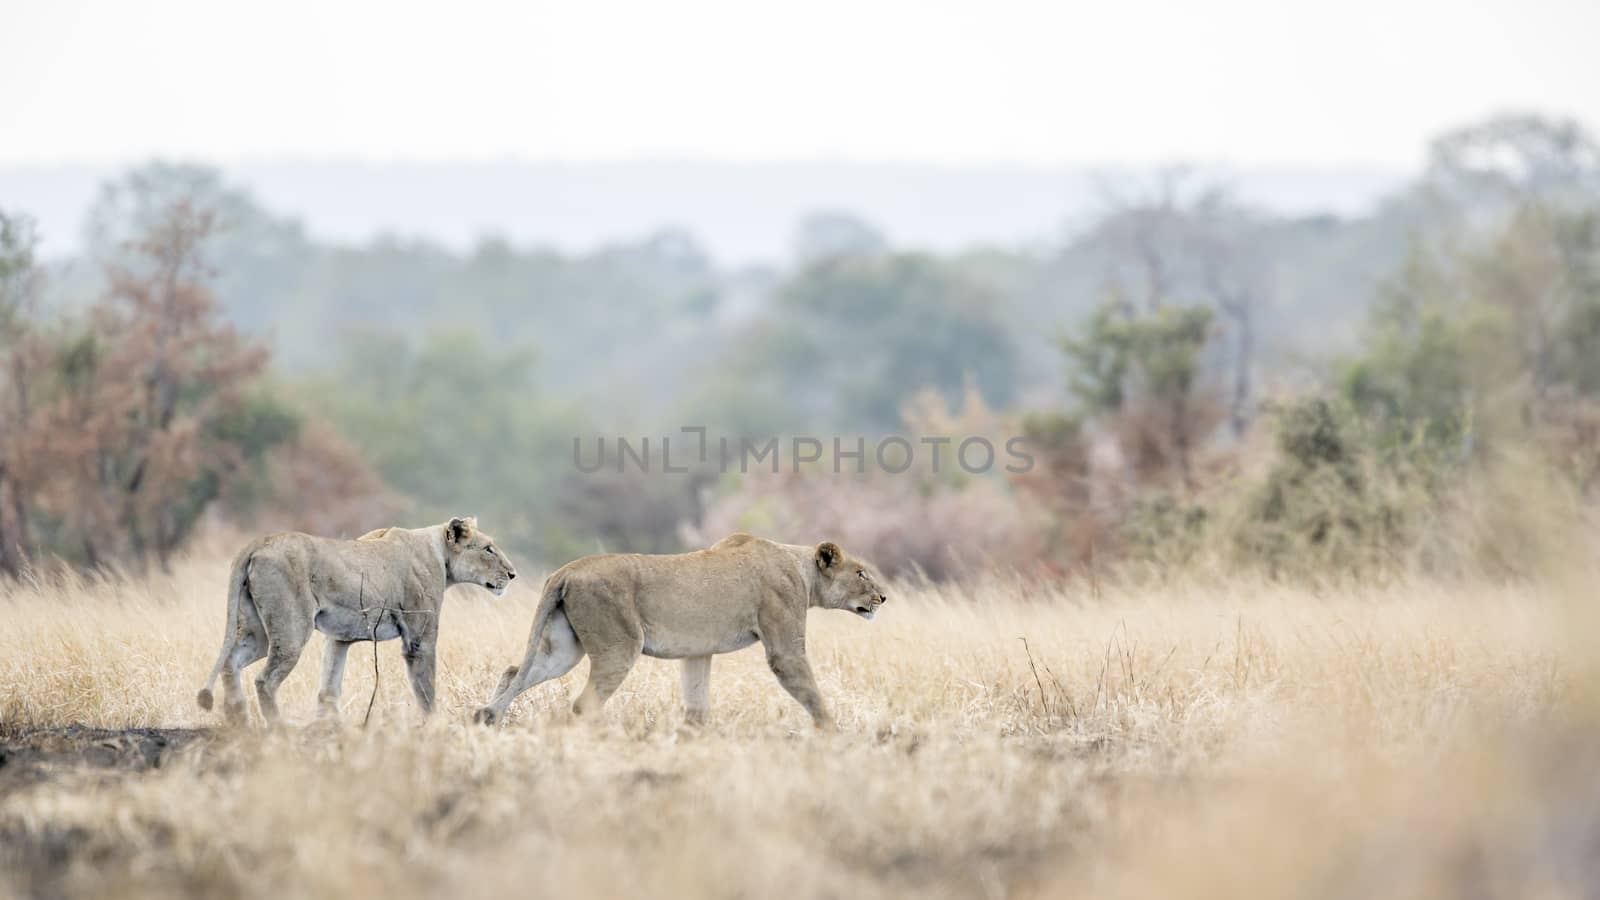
top-left (443, 516), bottom-right (517, 596)
top-left (813, 541), bottom-right (888, 620)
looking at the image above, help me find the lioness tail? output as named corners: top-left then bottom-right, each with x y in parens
top-left (197, 550), bottom-right (252, 711)
top-left (525, 573), bottom-right (567, 662)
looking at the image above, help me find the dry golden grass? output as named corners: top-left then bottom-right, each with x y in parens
top-left (0, 550), bottom-right (1593, 899)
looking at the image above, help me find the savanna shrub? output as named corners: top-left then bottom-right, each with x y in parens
top-left (1229, 396), bottom-right (1426, 576)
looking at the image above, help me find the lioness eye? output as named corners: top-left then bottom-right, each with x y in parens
top-left (485, 545), bottom-right (494, 554)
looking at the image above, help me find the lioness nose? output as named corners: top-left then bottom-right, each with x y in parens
top-left (878, 593), bottom-right (887, 604)
top-left (508, 572), bottom-right (517, 580)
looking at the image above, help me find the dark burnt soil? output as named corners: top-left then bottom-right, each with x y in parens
top-left (0, 727), bottom-right (227, 898)
top-left (0, 725), bottom-right (215, 793)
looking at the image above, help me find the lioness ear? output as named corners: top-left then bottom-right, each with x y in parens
top-left (815, 541), bottom-right (841, 571)
top-left (447, 516), bottom-right (476, 544)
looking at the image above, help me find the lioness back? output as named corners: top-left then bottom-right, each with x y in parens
top-left (547, 536), bottom-right (840, 659)
top-left (563, 528), bottom-right (806, 598)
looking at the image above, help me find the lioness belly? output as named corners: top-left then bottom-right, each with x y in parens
top-left (641, 626), bottom-right (758, 659)
top-left (314, 607), bottom-right (400, 642)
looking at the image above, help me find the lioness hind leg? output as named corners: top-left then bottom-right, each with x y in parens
top-left (222, 630), bottom-right (265, 725)
top-left (255, 625), bottom-right (311, 724)
top-left (562, 586), bottom-right (643, 720)
top-left (317, 638), bottom-right (355, 717)
top-left (493, 666), bottom-right (519, 698)
top-left (475, 610), bottom-right (585, 725)
top-left (572, 640), bottom-right (642, 718)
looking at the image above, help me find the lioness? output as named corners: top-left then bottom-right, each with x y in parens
top-left (474, 533), bottom-right (887, 729)
top-left (196, 517), bottom-right (517, 724)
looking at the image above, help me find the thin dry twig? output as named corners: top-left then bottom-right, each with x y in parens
top-left (1020, 636), bottom-right (1052, 721)
top-left (357, 573), bottom-right (438, 728)
top-left (363, 573), bottom-right (381, 728)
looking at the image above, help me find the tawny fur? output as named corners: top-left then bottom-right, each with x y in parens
top-left (475, 533), bottom-right (887, 729)
top-left (196, 517), bottom-right (516, 725)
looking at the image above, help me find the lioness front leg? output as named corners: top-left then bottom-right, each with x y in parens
top-left (681, 655), bottom-right (712, 726)
top-left (403, 642), bottom-right (437, 716)
top-left (760, 637), bottom-right (835, 730)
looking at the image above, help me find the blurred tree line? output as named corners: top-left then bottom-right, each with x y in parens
top-left (1016, 113), bottom-right (1600, 578)
top-left (0, 198), bottom-right (391, 573)
top-left (3, 112), bottom-right (1597, 579)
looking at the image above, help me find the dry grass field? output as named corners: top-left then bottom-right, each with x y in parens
top-left (0, 549), bottom-right (1595, 899)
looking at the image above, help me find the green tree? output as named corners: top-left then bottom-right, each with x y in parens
top-left (1059, 298), bottom-right (1220, 488)
top-left (715, 252), bottom-right (1018, 432)
top-left (303, 330), bottom-right (582, 561)
top-left (1342, 203), bottom-right (1600, 458)
top-left (0, 212), bottom-right (43, 573)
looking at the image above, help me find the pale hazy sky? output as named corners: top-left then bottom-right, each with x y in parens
top-left (3, 0), bottom-right (1597, 167)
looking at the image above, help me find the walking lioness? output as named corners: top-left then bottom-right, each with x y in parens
top-left (474, 533), bottom-right (887, 729)
top-left (196, 517), bottom-right (517, 724)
